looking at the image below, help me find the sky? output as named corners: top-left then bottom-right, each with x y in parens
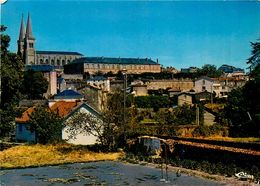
top-left (1, 0), bottom-right (260, 70)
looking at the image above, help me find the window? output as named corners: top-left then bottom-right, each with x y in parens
top-left (67, 60), bottom-right (70, 64)
top-left (202, 86), bottom-right (206, 91)
top-left (62, 60), bottom-right (66, 66)
top-left (45, 59), bottom-right (49, 64)
top-left (51, 59), bottom-right (55, 65)
top-left (40, 59), bottom-right (44, 64)
top-left (57, 60), bottom-right (60, 66)
top-left (29, 43), bottom-right (34, 48)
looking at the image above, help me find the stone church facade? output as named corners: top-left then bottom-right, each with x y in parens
top-left (17, 14), bottom-right (83, 67)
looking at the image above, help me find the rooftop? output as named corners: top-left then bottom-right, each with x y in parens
top-left (36, 50), bottom-right (83, 56)
top-left (54, 89), bottom-right (83, 99)
top-left (15, 107), bottom-right (35, 123)
top-left (69, 57), bottom-right (159, 65)
top-left (25, 65), bottom-right (54, 72)
top-left (50, 101), bottom-right (80, 118)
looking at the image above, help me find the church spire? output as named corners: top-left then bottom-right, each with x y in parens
top-left (18, 14), bottom-right (25, 41)
top-left (25, 13), bottom-right (34, 39)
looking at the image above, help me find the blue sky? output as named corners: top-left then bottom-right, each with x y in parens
top-left (1, 1), bottom-right (260, 70)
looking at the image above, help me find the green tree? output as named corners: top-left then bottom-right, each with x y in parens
top-left (0, 25), bottom-right (24, 137)
top-left (134, 95), bottom-right (171, 111)
top-left (22, 69), bottom-right (48, 99)
top-left (28, 106), bottom-right (63, 144)
top-left (247, 40), bottom-right (260, 71)
top-left (198, 64), bottom-right (223, 78)
top-left (224, 41), bottom-right (260, 137)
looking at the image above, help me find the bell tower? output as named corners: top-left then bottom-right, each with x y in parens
top-left (24, 13), bottom-right (36, 65)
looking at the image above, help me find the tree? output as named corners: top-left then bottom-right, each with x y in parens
top-left (134, 95), bottom-right (171, 111)
top-left (65, 111), bottom-right (104, 145)
top-left (198, 64), bottom-right (223, 78)
top-left (28, 106), bottom-right (63, 144)
top-left (224, 40), bottom-right (260, 137)
top-left (22, 69), bottom-right (48, 99)
top-left (247, 40), bottom-right (260, 71)
top-left (0, 25), bottom-right (24, 137)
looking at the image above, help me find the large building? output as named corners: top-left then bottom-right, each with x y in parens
top-left (17, 14), bottom-right (83, 67)
top-left (64, 57), bottom-right (161, 74)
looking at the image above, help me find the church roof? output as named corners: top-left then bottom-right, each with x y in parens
top-left (70, 57), bottom-right (159, 65)
top-left (36, 50), bottom-right (83, 56)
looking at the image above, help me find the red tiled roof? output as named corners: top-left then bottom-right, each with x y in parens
top-left (15, 101), bottom-right (81, 123)
top-left (15, 107), bottom-right (35, 123)
top-left (50, 101), bottom-right (80, 118)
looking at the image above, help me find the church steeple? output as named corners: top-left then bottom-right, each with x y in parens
top-left (18, 14), bottom-right (25, 41)
top-left (24, 13), bottom-right (36, 65)
top-left (25, 13), bottom-right (34, 39)
top-left (17, 14), bottom-right (25, 57)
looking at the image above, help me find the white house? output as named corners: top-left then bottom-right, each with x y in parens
top-left (194, 76), bottom-right (229, 98)
top-left (60, 102), bottom-right (102, 145)
top-left (15, 101), bottom-right (101, 145)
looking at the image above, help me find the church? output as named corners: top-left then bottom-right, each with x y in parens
top-left (18, 14), bottom-right (161, 74)
top-left (17, 14), bottom-right (83, 67)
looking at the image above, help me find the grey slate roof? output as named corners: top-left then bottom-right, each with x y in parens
top-left (54, 89), bottom-right (83, 99)
top-left (70, 57), bottom-right (158, 65)
top-left (36, 50), bottom-right (83, 56)
top-left (25, 65), bottom-right (54, 72)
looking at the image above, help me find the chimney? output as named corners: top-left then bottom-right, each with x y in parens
top-left (156, 58), bottom-right (159, 64)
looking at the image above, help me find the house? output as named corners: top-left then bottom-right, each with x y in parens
top-left (15, 101), bottom-right (101, 145)
top-left (15, 107), bottom-right (36, 142)
top-left (177, 92), bottom-right (195, 106)
top-left (51, 101), bottom-right (101, 145)
top-left (86, 76), bottom-right (110, 92)
top-left (132, 84), bottom-right (148, 96)
top-left (53, 89), bottom-right (84, 101)
top-left (194, 76), bottom-right (214, 93)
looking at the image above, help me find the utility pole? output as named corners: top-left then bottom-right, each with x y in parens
top-left (211, 84), bottom-right (213, 104)
top-left (122, 69), bottom-right (127, 142)
top-left (196, 104), bottom-right (200, 125)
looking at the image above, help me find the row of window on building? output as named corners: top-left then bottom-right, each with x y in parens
top-left (84, 63), bottom-right (159, 70)
top-left (38, 58), bottom-right (71, 66)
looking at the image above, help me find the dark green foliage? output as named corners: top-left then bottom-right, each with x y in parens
top-left (154, 105), bottom-right (197, 125)
top-left (224, 65), bottom-right (260, 137)
top-left (247, 40), bottom-right (260, 71)
top-left (22, 70), bottom-right (48, 99)
top-left (192, 124), bottom-right (227, 137)
top-left (0, 26), bottom-right (24, 137)
top-left (224, 40), bottom-right (260, 137)
top-left (197, 64), bottom-right (223, 78)
top-left (28, 106), bottom-right (64, 144)
top-left (134, 95), bottom-right (171, 111)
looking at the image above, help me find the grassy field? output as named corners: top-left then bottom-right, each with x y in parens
top-left (0, 143), bottom-right (124, 169)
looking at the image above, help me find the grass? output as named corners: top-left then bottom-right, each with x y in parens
top-left (0, 143), bottom-right (124, 169)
